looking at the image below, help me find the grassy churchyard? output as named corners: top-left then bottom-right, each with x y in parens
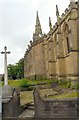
top-left (1, 78), bottom-right (79, 106)
top-left (20, 88), bottom-right (79, 106)
top-left (2, 78), bottom-right (78, 106)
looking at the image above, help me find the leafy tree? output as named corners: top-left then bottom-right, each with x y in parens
top-left (8, 58), bottom-right (24, 80)
top-left (16, 58), bottom-right (24, 79)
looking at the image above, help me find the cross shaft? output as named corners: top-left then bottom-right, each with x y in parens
top-left (1, 46), bottom-right (10, 86)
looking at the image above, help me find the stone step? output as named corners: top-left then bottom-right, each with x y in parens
top-left (19, 109), bottom-right (34, 118)
top-left (27, 106), bottom-right (34, 110)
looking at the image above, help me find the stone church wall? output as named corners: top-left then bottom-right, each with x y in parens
top-left (24, 1), bottom-right (79, 82)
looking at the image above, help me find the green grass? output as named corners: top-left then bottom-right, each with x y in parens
top-left (8, 79), bottom-right (21, 87)
top-left (20, 88), bottom-right (57, 105)
top-left (7, 78), bottom-right (53, 87)
top-left (20, 90), bottom-right (33, 106)
top-left (20, 89), bottom-right (79, 106)
top-left (2, 78), bottom-right (79, 105)
top-left (40, 89), bottom-right (58, 97)
top-left (25, 79), bottom-right (53, 85)
top-left (47, 90), bottom-right (79, 99)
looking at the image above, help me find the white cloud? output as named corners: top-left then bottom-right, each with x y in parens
top-left (32, 0), bottom-right (40, 9)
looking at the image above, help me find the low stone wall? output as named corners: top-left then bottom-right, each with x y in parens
top-left (2, 86), bottom-right (79, 120)
top-left (2, 86), bottom-right (20, 118)
top-left (34, 87), bottom-right (79, 119)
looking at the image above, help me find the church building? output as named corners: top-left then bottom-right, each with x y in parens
top-left (24, 0), bottom-right (79, 83)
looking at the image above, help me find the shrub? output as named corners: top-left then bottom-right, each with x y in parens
top-left (66, 81), bottom-right (71, 88)
top-left (71, 82), bottom-right (79, 90)
top-left (52, 78), bottom-right (59, 84)
top-left (57, 79), bottom-right (72, 88)
top-left (19, 79), bottom-right (30, 87)
top-left (27, 86), bottom-right (34, 91)
top-left (58, 79), bottom-right (67, 85)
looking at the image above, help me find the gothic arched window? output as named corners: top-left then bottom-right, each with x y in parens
top-left (66, 37), bottom-right (70, 54)
top-left (63, 22), bottom-right (71, 54)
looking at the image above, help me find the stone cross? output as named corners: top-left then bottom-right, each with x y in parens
top-left (1, 46), bottom-right (10, 85)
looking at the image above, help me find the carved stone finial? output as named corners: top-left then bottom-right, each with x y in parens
top-left (56, 5), bottom-right (60, 24)
top-left (30, 41), bottom-right (32, 46)
top-left (56, 5), bottom-right (59, 17)
top-left (28, 45), bottom-right (30, 50)
top-left (49, 17), bottom-right (52, 30)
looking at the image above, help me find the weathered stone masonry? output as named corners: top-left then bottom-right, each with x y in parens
top-left (33, 87), bottom-right (79, 119)
top-left (24, 1), bottom-right (79, 82)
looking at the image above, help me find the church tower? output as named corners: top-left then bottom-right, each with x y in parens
top-left (33, 11), bottom-right (43, 41)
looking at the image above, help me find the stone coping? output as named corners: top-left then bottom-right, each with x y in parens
top-left (2, 96), bottom-right (12, 103)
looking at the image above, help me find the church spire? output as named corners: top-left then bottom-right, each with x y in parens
top-left (33, 11), bottom-right (42, 41)
top-left (36, 11), bottom-right (40, 26)
top-left (35, 11), bottom-right (42, 35)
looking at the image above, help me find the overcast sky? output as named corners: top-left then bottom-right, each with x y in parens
top-left (0, 0), bottom-right (72, 74)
